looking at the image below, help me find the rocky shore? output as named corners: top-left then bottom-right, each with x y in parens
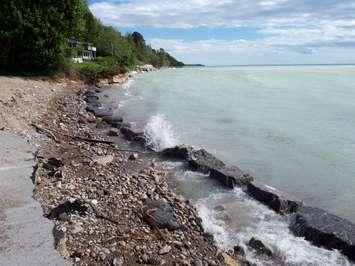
top-left (1, 69), bottom-right (355, 265)
top-left (85, 71), bottom-right (355, 264)
top-left (26, 69), bottom-right (246, 265)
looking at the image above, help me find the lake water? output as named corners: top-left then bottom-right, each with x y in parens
top-left (105, 66), bottom-right (355, 265)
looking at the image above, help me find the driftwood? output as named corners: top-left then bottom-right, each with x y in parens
top-left (31, 123), bottom-right (60, 142)
top-left (31, 123), bottom-right (151, 154)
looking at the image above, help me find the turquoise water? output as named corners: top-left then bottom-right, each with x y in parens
top-left (104, 66), bottom-right (355, 265)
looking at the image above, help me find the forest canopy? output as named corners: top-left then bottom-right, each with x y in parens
top-left (0, 0), bottom-right (184, 74)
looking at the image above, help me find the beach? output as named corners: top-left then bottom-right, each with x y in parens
top-left (1, 66), bottom-right (355, 265)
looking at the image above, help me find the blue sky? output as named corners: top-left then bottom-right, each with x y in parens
top-left (89, 0), bottom-right (355, 65)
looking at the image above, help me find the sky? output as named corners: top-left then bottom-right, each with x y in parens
top-left (88, 0), bottom-right (355, 65)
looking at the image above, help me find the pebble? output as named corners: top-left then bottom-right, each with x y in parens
top-left (129, 153), bottom-right (138, 160)
top-left (159, 245), bottom-right (172, 255)
top-left (112, 257), bottom-right (124, 266)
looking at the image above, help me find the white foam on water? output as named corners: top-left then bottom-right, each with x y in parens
top-left (144, 114), bottom-right (179, 151)
top-left (196, 188), bottom-right (353, 266)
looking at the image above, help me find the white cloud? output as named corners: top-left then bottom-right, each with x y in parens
top-left (90, 0), bottom-right (355, 29)
top-left (89, 0), bottom-right (355, 63)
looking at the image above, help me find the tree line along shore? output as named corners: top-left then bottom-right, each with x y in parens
top-left (0, 0), bottom-right (184, 81)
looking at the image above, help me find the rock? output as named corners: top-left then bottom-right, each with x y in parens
top-left (247, 237), bottom-right (273, 257)
top-left (108, 128), bottom-right (120, 136)
top-left (85, 95), bottom-right (99, 103)
top-left (188, 148), bottom-right (225, 173)
top-left (112, 257), bottom-right (124, 266)
top-left (218, 252), bottom-right (240, 266)
top-left (111, 74), bottom-right (126, 84)
top-left (290, 206), bottom-right (355, 262)
top-left (161, 145), bottom-right (225, 173)
top-left (159, 245), bottom-right (171, 255)
top-left (143, 199), bottom-right (181, 231)
top-left (135, 64), bottom-right (156, 72)
top-left (160, 145), bottom-right (194, 160)
top-left (47, 200), bottom-right (88, 220)
top-left (93, 155), bottom-right (114, 166)
top-left (233, 246), bottom-right (245, 258)
top-left (43, 157), bottom-right (63, 177)
top-left (53, 225), bottom-right (70, 259)
top-left (72, 224), bottom-right (83, 234)
top-left (245, 182), bottom-right (302, 214)
top-left (213, 205), bottom-right (225, 211)
top-left (129, 153), bottom-right (138, 160)
top-left (210, 166), bottom-right (253, 188)
top-left (102, 115), bottom-right (123, 126)
top-left (93, 107), bottom-right (114, 118)
top-left (120, 126), bottom-right (146, 145)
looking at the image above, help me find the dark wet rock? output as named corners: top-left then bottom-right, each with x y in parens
top-left (43, 157), bottom-right (63, 177)
top-left (210, 166), bottom-right (253, 188)
top-left (47, 200), bottom-right (88, 220)
top-left (129, 153), bottom-right (138, 160)
top-left (233, 245), bottom-right (246, 257)
top-left (85, 95), bottom-right (99, 103)
top-left (102, 115), bottom-right (123, 124)
top-left (188, 148), bottom-right (225, 173)
top-left (248, 237), bottom-right (273, 257)
top-left (86, 103), bottom-right (102, 112)
top-left (245, 182), bottom-right (302, 214)
top-left (143, 199), bottom-right (181, 231)
top-left (290, 206), bottom-right (355, 262)
top-left (107, 128), bottom-right (120, 136)
top-left (96, 108), bottom-right (114, 118)
top-left (160, 145), bottom-right (193, 160)
top-left (102, 115), bottom-right (123, 128)
top-left (120, 126), bottom-right (146, 145)
top-left (160, 145), bottom-right (225, 173)
top-left (214, 205), bottom-right (225, 211)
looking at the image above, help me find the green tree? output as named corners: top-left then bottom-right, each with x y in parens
top-left (0, 0), bottom-right (86, 72)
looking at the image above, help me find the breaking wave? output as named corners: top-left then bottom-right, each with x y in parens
top-left (144, 114), bottom-right (179, 151)
top-left (196, 188), bottom-right (352, 266)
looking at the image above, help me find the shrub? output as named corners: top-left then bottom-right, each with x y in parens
top-left (72, 61), bottom-right (104, 83)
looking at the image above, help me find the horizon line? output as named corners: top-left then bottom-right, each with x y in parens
top-left (201, 63), bottom-right (355, 67)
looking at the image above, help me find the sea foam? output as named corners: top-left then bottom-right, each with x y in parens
top-left (144, 114), bottom-right (179, 151)
top-left (196, 188), bottom-right (353, 266)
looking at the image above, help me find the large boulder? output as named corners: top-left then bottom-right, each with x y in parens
top-left (290, 206), bottom-right (355, 262)
top-left (247, 237), bottom-right (273, 257)
top-left (160, 145), bottom-right (225, 174)
top-left (246, 182), bottom-right (302, 214)
top-left (120, 126), bottom-right (146, 145)
top-left (210, 166), bottom-right (253, 188)
top-left (91, 107), bottom-right (114, 118)
top-left (102, 115), bottom-right (123, 128)
top-left (187, 148), bottom-right (225, 173)
top-left (160, 145), bottom-right (193, 160)
top-left (143, 199), bottom-right (181, 231)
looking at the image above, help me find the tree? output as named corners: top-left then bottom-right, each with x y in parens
top-left (0, 0), bottom-right (86, 72)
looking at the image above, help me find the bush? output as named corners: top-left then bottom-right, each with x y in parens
top-left (72, 56), bottom-right (123, 83)
top-left (72, 61), bottom-right (104, 83)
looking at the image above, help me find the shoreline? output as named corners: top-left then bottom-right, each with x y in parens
top-left (0, 70), bottom-right (354, 265)
top-left (91, 70), bottom-right (355, 264)
top-left (27, 73), bottom-right (242, 265)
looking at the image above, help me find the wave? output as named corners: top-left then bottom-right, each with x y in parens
top-left (196, 188), bottom-right (352, 266)
top-left (144, 114), bottom-right (179, 151)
